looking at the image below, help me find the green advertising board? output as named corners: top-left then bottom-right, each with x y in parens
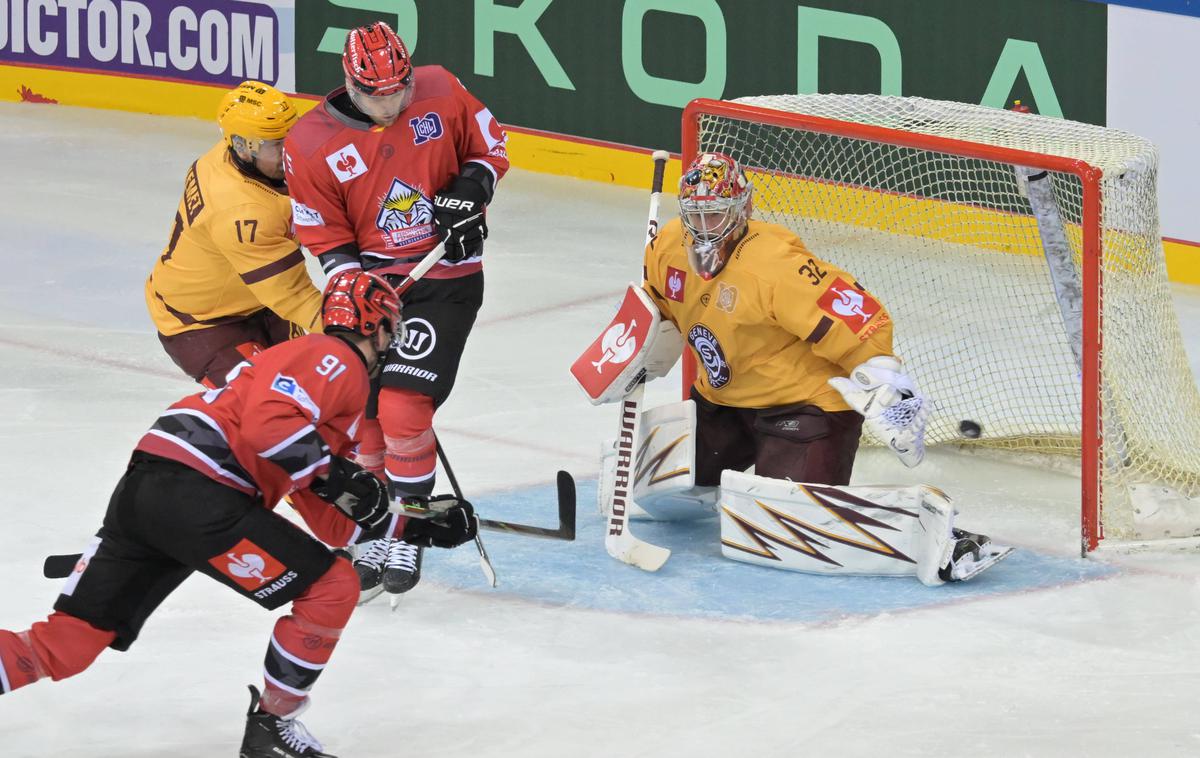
top-left (296, 0), bottom-right (1106, 152)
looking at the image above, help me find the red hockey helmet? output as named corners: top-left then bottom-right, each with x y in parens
top-left (343, 21), bottom-right (412, 96)
top-left (321, 271), bottom-right (401, 339)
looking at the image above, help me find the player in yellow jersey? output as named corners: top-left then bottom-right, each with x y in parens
top-left (574, 153), bottom-right (1011, 584)
top-left (146, 81), bottom-right (323, 388)
top-left (644, 152), bottom-right (920, 485)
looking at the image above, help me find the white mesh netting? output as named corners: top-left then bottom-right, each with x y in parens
top-left (693, 94), bottom-right (1200, 542)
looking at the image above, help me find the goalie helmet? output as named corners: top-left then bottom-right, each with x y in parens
top-left (217, 81), bottom-right (297, 156)
top-left (322, 271), bottom-right (401, 340)
top-left (678, 152), bottom-right (753, 280)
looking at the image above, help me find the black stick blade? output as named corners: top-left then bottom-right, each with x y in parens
top-left (44, 553), bottom-right (81, 579)
top-left (557, 470), bottom-right (576, 541)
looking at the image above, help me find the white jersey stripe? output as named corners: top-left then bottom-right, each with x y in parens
top-left (385, 471), bottom-right (435, 484)
top-left (258, 424), bottom-right (319, 459)
top-left (161, 408), bottom-right (230, 443)
top-left (289, 455), bottom-right (331, 482)
top-left (269, 634), bottom-right (328, 671)
top-left (145, 429), bottom-right (256, 491)
top-left (262, 670), bottom-right (311, 696)
top-left (0, 653), bottom-right (12, 693)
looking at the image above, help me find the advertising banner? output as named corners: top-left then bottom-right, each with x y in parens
top-left (295, 0), bottom-right (1106, 153)
top-left (0, 0), bottom-right (292, 89)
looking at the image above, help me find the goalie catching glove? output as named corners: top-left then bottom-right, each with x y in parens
top-left (312, 456), bottom-right (390, 529)
top-left (828, 355), bottom-right (929, 467)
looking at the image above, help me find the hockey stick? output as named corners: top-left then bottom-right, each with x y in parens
top-left (389, 240), bottom-right (448, 296)
top-left (601, 150), bottom-right (673, 572)
top-left (479, 470), bottom-right (576, 541)
top-left (433, 436), bottom-right (498, 588)
top-left (390, 208), bottom-right (484, 297)
top-left (42, 469), bottom-right (576, 580)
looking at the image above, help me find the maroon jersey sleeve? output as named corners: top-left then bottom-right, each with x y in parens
top-left (237, 335), bottom-right (370, 492)
top-left (284, 121), bottom-right (361, 258)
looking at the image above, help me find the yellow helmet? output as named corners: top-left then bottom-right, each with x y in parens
top-left (217, 80), bottom-right (297, 154)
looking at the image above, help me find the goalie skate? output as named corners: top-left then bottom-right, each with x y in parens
top-left (940, 529), bottom-right (1014, 582)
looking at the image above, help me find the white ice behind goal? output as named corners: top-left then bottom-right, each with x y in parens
top-left (682, 94), bottom-right (1200, 551)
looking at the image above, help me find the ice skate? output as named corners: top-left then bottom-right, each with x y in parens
top-left (240, 685), bottom-right (336, 758)
top-left (352, 538), bottom-right (389, 605)
top-left (939, 528), bottom-right (1014, 582)
top-left (382, 538), bottom-right (423, 603)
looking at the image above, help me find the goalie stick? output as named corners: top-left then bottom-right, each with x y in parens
top-left (601, 150), bottom-right (673, 572)
top-left (41, 472), bottom-right (578, 580)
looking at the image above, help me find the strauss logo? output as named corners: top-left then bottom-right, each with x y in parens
top-left (226, 552), bottom-right (270, 585)
top-left (335, 151), bottom-right (358, 175)
top-left (828, 285), bottom-right (872, 323)
top-left (592, 320), bottom-right (638, 372)
top-left (667, 270), bottom-right (683, 299)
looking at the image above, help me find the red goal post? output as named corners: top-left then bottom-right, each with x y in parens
top-left (679, 95), bottom-right (1197, 554)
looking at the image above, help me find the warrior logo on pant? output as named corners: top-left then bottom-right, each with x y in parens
top-left (396, 317), bottom-right (437, 360)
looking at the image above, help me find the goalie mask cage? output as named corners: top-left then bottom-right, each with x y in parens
top-left (682, 94), bottom-right (1200, 553)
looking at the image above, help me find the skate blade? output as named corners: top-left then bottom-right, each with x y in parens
top-left (389, 592), bottom-right (403, 611)
top-left (953, 545), bottom-right (1015, 582)
top-left (357, 585), bottom-right (385, 606)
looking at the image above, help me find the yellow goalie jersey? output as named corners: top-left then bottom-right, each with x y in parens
top-left (146, 142), bottom-right (321, 337)
top-left (643, 218), bottom-right (894, 411)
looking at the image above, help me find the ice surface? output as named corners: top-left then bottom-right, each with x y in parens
top-left (1, 103), bottom-right (1199, 757)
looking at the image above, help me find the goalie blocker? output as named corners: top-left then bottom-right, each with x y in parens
top-left (570, 284), bottom-right (683, 405)
top-left (602, 398), bottom-right (1011, 584)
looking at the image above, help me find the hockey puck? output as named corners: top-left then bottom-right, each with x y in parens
top-left (959, 419), bottom-right (982, 439)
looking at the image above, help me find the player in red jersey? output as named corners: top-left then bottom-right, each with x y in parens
top-left (0, 272), bottom-right (477, 758)
top-left (283, 20), bottom-right (509, 600)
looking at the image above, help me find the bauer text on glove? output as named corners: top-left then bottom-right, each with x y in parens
top-left (433, 175), bottom-right (488, 262)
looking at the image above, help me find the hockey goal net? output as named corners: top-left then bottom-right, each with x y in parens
top-left (683, 94), bottom-right (1200, 552)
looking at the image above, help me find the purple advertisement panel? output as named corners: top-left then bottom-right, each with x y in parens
top-left (0, 0), bottom-right (280, 86)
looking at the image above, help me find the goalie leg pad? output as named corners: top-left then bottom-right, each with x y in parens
top-left (600, 400), bottom-right (713, 521)
top-left (719, 471), bottom-right (956, 582)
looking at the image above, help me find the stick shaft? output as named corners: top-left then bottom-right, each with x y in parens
top-left (392, 242), bottom-right (448, 297)
top-left (602, 150), bottom-right (672, 571)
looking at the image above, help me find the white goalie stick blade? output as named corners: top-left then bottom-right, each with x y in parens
top-left (605, 383), bottom-right (671, 571)
top-left (950, 543), bottom-right (1015, 582)
top-left (608, 530), bottom-right (671, 572)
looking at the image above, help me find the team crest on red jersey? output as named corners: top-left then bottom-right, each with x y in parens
top-left (210, 539), bottom-right (287, 591)
top-left (665, 266), bottom-right (687, 302)
top-left (818, 278), bottom-right (880, 333)
top-left (325, 143), bottom-right (368, 183)
top-left (376, 178), bottom-right (437, 248)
